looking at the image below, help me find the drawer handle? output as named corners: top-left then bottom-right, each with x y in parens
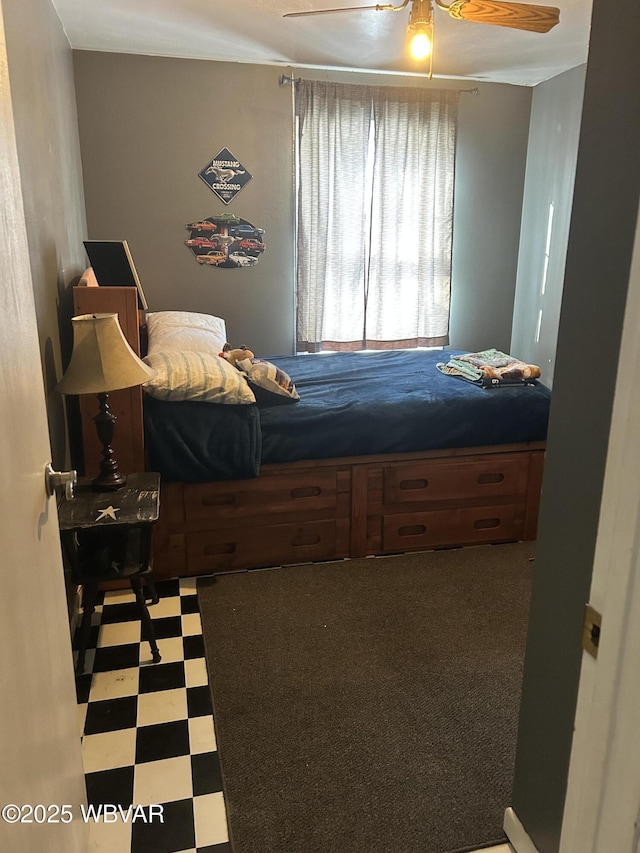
top-left (474, 518), bottom-right (500, 529)
top-left (398, 524), bottom-right (427, 537)
top-left (477, 473), bottom-right (505, 485)
top-left (291, 533), bottom-right (321, 547)
top-left (291, 486), bottom-right (322, 498)
top-left (399, 478), bottom-right (429, 491)
top-left (202, 494), bottom-right (236, 507)
top-left (203, 542), bottom-right (237, 555)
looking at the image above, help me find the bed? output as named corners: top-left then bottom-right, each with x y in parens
top-left (72, 287), bottom-right (550, 581)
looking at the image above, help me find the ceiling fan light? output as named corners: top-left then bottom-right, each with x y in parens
top-left (407, 0), bottom-right (434, 61)
top-left (409, 28), bottom-right (432, 59)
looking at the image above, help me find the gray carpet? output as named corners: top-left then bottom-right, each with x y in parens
top-left (198, 541), bottom-right (534, 853)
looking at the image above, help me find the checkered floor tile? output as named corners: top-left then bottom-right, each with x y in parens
top-left (75, 577), bottom-right (231, 853)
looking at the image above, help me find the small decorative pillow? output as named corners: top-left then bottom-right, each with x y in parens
top-left (236, 358), bottom-right (299, 406)
top-left (143, 350), bottom-right (256, 404)
top-left (145, 311), bottom-right (227, 356)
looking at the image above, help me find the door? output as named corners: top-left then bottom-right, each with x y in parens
top-left (0, 9), bottom-right (87, 852)
top-left (558, 200), bottom-right (640, 852)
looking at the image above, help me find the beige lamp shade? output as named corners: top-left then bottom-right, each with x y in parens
top-left (56, 312), bottom-right (156, 395)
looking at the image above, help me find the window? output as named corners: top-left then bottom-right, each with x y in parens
top-left (296, 80), bottom-right (459, 352)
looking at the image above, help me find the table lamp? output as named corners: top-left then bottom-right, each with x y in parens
top-left (56, 312), bottom-right (157, 491)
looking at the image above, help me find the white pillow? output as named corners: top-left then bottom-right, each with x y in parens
top-left (145, 311), bottom-right (227, 356)
top-left (143, 350), bottom-right (255, 404)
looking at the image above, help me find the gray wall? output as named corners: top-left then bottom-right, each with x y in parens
top-left (511, 65), bottom-right (586, 386)
top-left (511, 0), bottom-right (640, 848)
top-left (3, 0), bottom-right (87, 471)
top-left (73, 51), bottom-right (531, 357)
top-left (449, 81), bottom-right (531, 353)
top-left (73, 53), bottom-right (295, 357)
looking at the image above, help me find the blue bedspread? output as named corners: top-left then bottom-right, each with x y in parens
top-left (259, 349), bottom-right (550, 463)
top-left (144, 395), bottom-right (262, 483)
top-left (144, 349), bottom-right (551, 481)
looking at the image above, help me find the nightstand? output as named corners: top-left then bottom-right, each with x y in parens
top-left (58, 471), bottom-right (163, 675)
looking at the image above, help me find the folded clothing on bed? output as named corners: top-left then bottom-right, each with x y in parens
top-left (436, 349), bottom-right (542, 387)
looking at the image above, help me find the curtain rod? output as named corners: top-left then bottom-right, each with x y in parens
top-left (279, 74), bottom-right (479, 96)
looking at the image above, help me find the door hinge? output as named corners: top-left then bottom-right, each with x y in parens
top-left (582, 603), bottom-right (602, 659)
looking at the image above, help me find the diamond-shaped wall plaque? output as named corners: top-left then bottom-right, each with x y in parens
top-left (198, 148), bottom-right (252, 205)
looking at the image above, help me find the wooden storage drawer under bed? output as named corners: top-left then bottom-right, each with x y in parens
top-left (363, 448), bottom-right (543, 557)
top-left (182, 468), bottom-right (350, 526)
top-left (152, 445), bottom-right (545, 580)
top-left (153, 464), bottom-right (352, 577)
top-left (186, 518), bottom-right (347, 574)
top-left (382, 454), bottom-right (529, 506)
top-left (381, 503), bottom-right (520, 552)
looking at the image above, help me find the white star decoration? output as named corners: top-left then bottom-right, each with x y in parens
top-left (96, 505), bottom-right (119, 521)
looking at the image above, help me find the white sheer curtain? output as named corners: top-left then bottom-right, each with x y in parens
top-left (296, 80), bottom-right (459, 352)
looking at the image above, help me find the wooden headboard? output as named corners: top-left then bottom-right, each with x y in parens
top-left (72, 285), bottom-right (145, 478)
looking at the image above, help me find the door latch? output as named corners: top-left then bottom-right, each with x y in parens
top-left (582, 603), bottom-right (602, 659)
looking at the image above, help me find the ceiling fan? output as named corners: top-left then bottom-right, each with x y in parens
top-left (284, 0), bottom-right (560, 75)
top-left (283, 0), bottom-right (560, 33)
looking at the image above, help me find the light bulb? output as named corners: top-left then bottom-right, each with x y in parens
top-left (409, 30), bottom-right (432, 60)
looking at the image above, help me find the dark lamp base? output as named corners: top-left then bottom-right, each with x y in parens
top-left (92, 392), bottom-right (127, 491)
top-left (91, 471), bottom-right (127, 491)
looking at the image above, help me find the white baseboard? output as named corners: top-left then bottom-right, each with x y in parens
top-left (504, 807), bottom-right (541, 853)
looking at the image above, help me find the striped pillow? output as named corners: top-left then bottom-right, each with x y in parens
top-left (143, 350), bottom-right (255, 404)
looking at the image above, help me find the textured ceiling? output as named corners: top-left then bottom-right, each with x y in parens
top-left (52, 0), bottom-right (593, 86)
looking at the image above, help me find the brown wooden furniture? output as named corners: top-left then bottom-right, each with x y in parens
top-left (153, 443), bottom-right (544, 578)
top-left (73, 286), bottom-right (145, 478)
top-left (72, 286), bottom-right (546, 580)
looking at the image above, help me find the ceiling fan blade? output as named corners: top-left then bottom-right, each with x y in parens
top-left (283, 2), bottom-right (407, 18)
top-left (445, 0), bottom-right (560, 32)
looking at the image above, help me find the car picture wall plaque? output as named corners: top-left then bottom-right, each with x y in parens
top-left (184, 214), bottom-right (265, 269)
top-left (198, 148), bottom-right (252, 204)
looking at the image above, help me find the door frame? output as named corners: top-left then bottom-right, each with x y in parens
top-left (558, 200), bottom-right (640, 852)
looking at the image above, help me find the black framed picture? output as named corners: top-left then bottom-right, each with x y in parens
top-left (83, 240), bottom-right (148, 310)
